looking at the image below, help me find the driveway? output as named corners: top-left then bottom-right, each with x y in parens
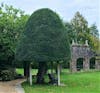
top-left (0, 79), bottom-right (25, 93)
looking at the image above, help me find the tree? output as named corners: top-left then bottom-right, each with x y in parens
top-left (89, 24), bottom-right (99, 38)
top-left (70, 11), bottom-right (89, 43)
top-left (65, 22), bottom-right (75, 43)
top-left (67, 11), bottom-right (100, 52)
top-left (89, 24), bottom-right (99, 51)
top-left (0, 4), bottom-right (29, 70)
top-left (16, 8), bottom-right (71, 84)
top-left (87, 34), bottom-right (100, 52)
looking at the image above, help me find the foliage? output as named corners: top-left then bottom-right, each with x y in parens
top-left (87, 34), bottom-right (100, 51)
top-left (65, 11), bottom-right (99, 51)
top-left (0, 4), bottom-right (29, 68)
top-left (70, 11), bottom-right (89, 43)
top-left (16, 8), bottom-right (71, 62)
top-left (89, 24), bottom-right (99, 38)
top-left (0, 3), bottom-right (29, 52)
top-left (89, 24), bottom-right (100, 51)
top-left (65, 22), bottom-right (75, 43)
top-left (0, 69), bottom-right (16, 81)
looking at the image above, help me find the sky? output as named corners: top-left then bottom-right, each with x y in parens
top-left (0, 0), bottom-right (100, 35)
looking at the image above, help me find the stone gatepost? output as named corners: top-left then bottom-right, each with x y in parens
top-left (70, 58), bottom-right (77, 72)
top-left (95, 54), bottom-right (100, 71)
top-left (95, 57), bottom-right (100, 70)
top-left (83, 57), bottom-right (89, 71)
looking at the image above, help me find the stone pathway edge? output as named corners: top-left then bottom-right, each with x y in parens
top-left (15, 79), bottom-right (26, 93)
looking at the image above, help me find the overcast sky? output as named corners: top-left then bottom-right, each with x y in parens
top-left (0, 0), bottom-right (100, 35)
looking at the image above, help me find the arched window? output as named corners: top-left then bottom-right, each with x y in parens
top-left (77, 58), bottom-right (84, 71)
top-left (90, 57), bottom-right (95, 69)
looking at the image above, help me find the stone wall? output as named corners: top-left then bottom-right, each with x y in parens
top-left (70, 40), bottom-right (98, 72)
top-left (95, 55), bottom-right (100, 71)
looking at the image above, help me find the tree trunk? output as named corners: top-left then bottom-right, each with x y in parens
top-left (24, 61), bottom-right (30, 80)
top-left (24, 61), bottom-right (27, 76)
top-left (51, 62), bottom-right (53, 74)
top-left (36, 62), bottom-right (47, 84)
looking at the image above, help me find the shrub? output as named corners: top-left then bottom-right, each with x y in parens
top-left (1, 69), bottom-right (16, 81)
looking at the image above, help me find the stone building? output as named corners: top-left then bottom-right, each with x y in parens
top-left (95, 54), bottom-right (100, 70)
top-left (70, 40), bottom-right (100, 72)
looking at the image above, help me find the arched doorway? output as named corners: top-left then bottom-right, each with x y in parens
top-left (90, 57), bottom-right (95, 69)
top-left (77, 58), bottom-right (84, 71)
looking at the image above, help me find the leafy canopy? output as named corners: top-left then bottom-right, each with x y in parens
top-left (65, 11), bottom-right (99, 51)
top-left (0, 4), bottom-right (29, 69)
top-left (16, 8), bottom-right (71, 62)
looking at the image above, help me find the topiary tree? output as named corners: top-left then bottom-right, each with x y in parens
top-left (16, 8), bottom-right (71, 85)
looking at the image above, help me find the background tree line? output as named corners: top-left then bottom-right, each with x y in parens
top-left (0, 3), bottom-right (29, 69)
top-left (65, 12), bottom-right (99, 52)
top-left (0, 4), bottom-right (99, 70)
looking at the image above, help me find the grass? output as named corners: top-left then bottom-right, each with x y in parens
top-left (16, 68), bottom-right (38, 75)
top-left (17, 69), bottom-right (100, 93)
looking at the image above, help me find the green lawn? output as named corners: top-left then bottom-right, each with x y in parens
top-left (17, 69), bottom-right (100, 93)
top-left (16, 68), bottom-right (38, 75)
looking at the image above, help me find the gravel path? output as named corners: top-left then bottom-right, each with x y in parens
top-left (0, 79), bottom-right (25, 93)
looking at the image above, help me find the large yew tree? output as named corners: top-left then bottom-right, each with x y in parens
top-left (16, 8), bottom-right (71, 84)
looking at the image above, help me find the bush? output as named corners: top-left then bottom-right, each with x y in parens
top-left (1, 69), bottom-right (16, 81)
